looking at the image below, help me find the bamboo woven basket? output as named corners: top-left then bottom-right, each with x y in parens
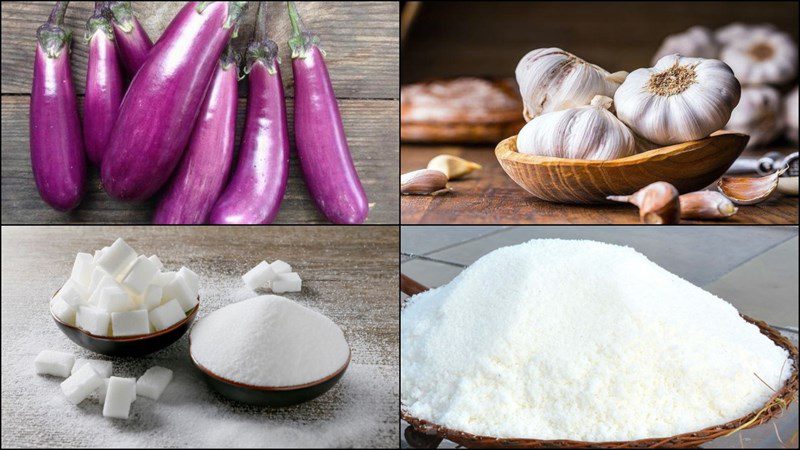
top-left (400, 274), bottom-right (799, 449)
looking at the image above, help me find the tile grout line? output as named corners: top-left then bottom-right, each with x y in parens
top-left (417, 227), bottom-right (512, 259)
top-left (400, 253), bottom-right (467, 268)
top-left (702, 234), bottom-right (798, 286)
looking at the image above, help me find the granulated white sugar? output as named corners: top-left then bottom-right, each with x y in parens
top-left (401, 239), bottom-right (793, 442)
top-left (190, 295), bottom-right (349, 387)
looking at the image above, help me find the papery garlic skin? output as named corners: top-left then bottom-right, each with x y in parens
top-left (517, 95), bottom-right (636, 160)
top-left (615, 54), bottom-right (741, 146)
top-left (786, 87), bottom-right (799, 143)
top-left (721, 29), bottom-right (798, 85)
top-left (652, 26), bottom-right (719, 65)
top-left (715, 23), bottom-right (777, 47)
top-left (515, 48), bottom-right (626, 122)
top-left (725, 86), bottom-right (784, 148)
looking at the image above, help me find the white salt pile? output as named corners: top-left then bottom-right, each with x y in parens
top-left (401, 239), bottom-right (793, 442)
top-left (190, 295), bottom-right (349, 387)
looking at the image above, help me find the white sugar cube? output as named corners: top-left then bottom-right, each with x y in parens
top-left (270, 260), bottom-right (292, 274)
top-left (136, 366), bottom-right (173, 400)
top-left (122, 255), bottom-right (159, 294)
top-left (88, 266), bottom-right (111, 295)
top-left (34, 350), bottom-right (74, 377)
top-left (51, 296), bottom-right (76, 325)
top-left (103, 376), bottom-right (136, 419)
top-left (70, 252), bottom-right (94, 287)
top-left (61, 364), bottom-right (103, 404)
top-left (76, 305), bottom-right (111, 336)
top-left (97, 377), bottom-right (136, 404)
top-left (149, 299), bottom-right (186, 331)
top-left (56, 281), bottom-right (85, 308)
top-left (98, 286), bottom-right (134, 313)
top-left (88, 273), bottom-right (122, 305)
top-left (148, 255), bottom-right (164, 270)
top-left (177, 266), bottom-right (200, 293)
top-left (162, 273), bottom-right (198, 311)
top-left (97, 238), bottom-right (138, 279)
top-left (141, 284), bottom-right (163, 310)
top-left (72, 358), bottom-right (113, 378)
top-left (242, 261), bottom-right (277, 289)
top-left (92, 247), bottom-right (107, 263)
top-left (152, 271), bottom-right (177, 287)
top-left (112, 310), bottom-right (150, 336)
top-left (270, 272), bottom-right (302, 293)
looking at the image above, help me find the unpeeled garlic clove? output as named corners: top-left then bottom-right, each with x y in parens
top-left (426, 154), bottom-right (482, 180)
top-left (679, 191), bottom-right (738, 220)
top-left (608, 181), bottom-right (681, 224)
top-left (717, 168), bottom-right (786, 205)
top-left (401, 169), bottom-right (449, 195)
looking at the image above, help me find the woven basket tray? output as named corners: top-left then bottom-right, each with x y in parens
top-left (400, 275), bottom-right (799, 449)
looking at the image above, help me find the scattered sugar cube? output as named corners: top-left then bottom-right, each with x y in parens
top-left (242, 261), bottom-right (277, 290)
top-left (76, 305), bottom-right (111, 336)
top-left (96, 238), bottom-right (138, 279)
top-left (34, 350), bottom-right (74, 377)
top-left (72, 358), bottom-right (113, 378)
top-left (141, 284), bottom-right (163, 310)
top-left (136, 366), bottom-right (173, 400)
top-left (103, 376), bottom-right (136, 419)
top-left (270, 260), bottom-right (292, 274)
top-left (70, 252), bottom-right (94, 287)
top-left (271, 272), bottom-right (302, 293)
top-left (122, 255), bottom-right (159, 294)
top-left (162, 273), bottom-right (198, 311)
top-left (98, 286), bottom-right (134, 313)
top-left (112, 310), bottom-right (150, 336)
top-left (149, 299), bottom-right (186, 331)
top-left (61, 364), bottom-right (103, 404)
top-left (148, 254), bottom-right (164, 270)
top-left (51, 296), bottom-right (77, 325)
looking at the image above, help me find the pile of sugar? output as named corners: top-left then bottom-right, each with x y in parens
top-left (401, 239), bottom-right (793, 442)
top-left (190, 295), bottom-right (350, 387)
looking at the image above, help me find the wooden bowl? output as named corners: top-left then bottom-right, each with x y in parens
top-left (495, 131), bottom-right (749, 203)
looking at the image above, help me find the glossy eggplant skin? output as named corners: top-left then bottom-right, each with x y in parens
top-left (153, 47), bottom-right (239, 224)
top-left (84, 4), bottom-right (123, 166)
top-left (101, 1), bottom-right (247, 201)
top-left (30, 1), bottom-right (86, 212)
top-left (108, 1), bottom-right (153, 77)
top-left (288, 2), bottom-right (368, 224)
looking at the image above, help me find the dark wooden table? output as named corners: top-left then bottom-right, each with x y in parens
top-left (1, 2), bottom-right (399, 224)
top-left (401, 145), bottom-right (799, 224)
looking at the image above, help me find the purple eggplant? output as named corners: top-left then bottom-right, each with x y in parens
top-left (287, 1), bottom-right (368, 224)
top-left (209, 2), bottom-right (289, 224)
top-left (153, 45), bottom-right (239, 224)
top-left (101, 1), bottom-right (247, 201)
top-left (30, 1), bottom-right (86, 212)
top-left (107, 1), bottom-right (153, 77)
top-left (83, 2), bottom-right (123, 167)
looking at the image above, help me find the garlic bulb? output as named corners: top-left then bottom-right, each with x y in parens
top-left (515, 48), bottom-right (627, 122)
top-left (652, 26), bottom-right (719, 65)
top-left (786, 87), bottom-right (799, 143)
top-left (725, 86), bottom-right (784, 148)
top-left (614, 54), bottom-right (741, 146)
top-left (715, 23), bottom-right (776, 46)
top-left (720, 29), bottom-right (798, 85)
top-left (516, 95), bottom-right (636, 160)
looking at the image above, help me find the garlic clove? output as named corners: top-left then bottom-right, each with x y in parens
top-left (607, 181), bottom-right (681, 224)
top-left (717, 168), bottom-right (786, 205)
top-left (679, 191), bottom-right (738, 220)
top-left (426, 155), bottom-right (482, 180)
top-left (401, 169), bottom-right (450, 195)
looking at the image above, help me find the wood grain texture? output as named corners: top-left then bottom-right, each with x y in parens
top-left (401, 146), bottom-right (799, 224)
top-left (1, 1), bottom-right (399, 224)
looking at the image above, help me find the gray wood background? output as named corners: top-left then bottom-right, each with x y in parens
top-left (1, 1), bottom-right (400, 224)
top-left (1, 226), bottom-right (399, 447)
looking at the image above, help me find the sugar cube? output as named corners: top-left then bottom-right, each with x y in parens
top-left (149, 299), bottom-right (186, 331)
top-left (76, 305), bottom-right (111, 336)
top-left (51, 296), bottom-right (76, 325)
top-left (148, 254), bottom-right (164, 270)
top-left (61, 279), bottom-right (89, 304)
top-left (61, 364), bottom-right (103, 404)
top-left (162, 273), bottom-right (198, 311)
top-left (122, 255), bottom-right (159, 294)
top-left (88, 273), bottom-right (122, 305)
top-left (242, 261), bottom-right (277, 290)
top-left (72, 358), bottom-right (113, 378)
top-left (271, 272), bottom-right (302, 293)
top-left (92, 247), bottom-right (106, 263)
top-left (97, 238), bottom-right (138, 279)
top-left (34, 350), bottom-right (75, 377)
top-left (270, 260), bottom-right (292, 274)
top-left (177, 266), bottom-right (200, 293)
top-left (103, 376), bottom-right (136, 419)
top-left (98, 377), bottom-right (136, 404)
top-left (136, 366), bottom-right (173, 400)
top-left (88, 266), bottom-right (110, 294)
top-left (70, 252), bottom-right (94, 287)
top-left (141, 284), bottom-right (163, 310)
top-left (98, 286), bottom-right (134, 313)
top-left (152, 271), bottom-right (177, 287)
top-left (112, 310), bottom-right (150, 336)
